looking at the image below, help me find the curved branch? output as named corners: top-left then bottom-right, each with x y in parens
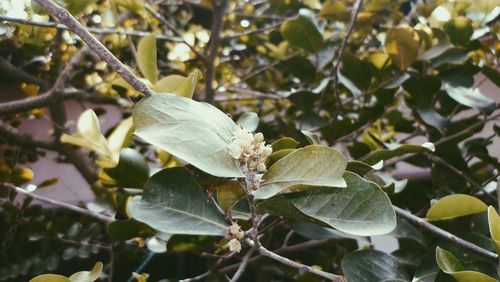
top-left (33, 0), bottom-right (154, 96)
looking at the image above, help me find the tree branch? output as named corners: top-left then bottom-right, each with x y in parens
top-left (0, 121), bottom-right (57, 150)
top-left (317, 0), bottom-right (364, 110)
top-left (204, 0), bottom-right (228, 103)
top-left (2, 183), bottom-right (114, 223)
top-left (244, 238), bottom-right (344, 281)
top-left (0, 15), bottom-right (181, 42)
top-left (33, 0), bottom-right (154, 96)
top-left (394, 206), bottom-right (498, 261)
top-left (0, 57), bottom-right (49, 90)
top-left (144, 3), bottom-right (205, 59)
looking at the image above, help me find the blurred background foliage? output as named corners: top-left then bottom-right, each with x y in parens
top-left (0, 0), bottom-right (499, 280)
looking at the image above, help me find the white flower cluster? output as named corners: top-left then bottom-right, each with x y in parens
top-left (226, 222), bottom-right (245, 253)
top-left (227, 126), bottom-right (272, 172)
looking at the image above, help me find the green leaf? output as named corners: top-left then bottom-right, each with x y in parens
top-left (482, 66), bottom-right (500, 87)
top-left (253, 145), bottom-right (347, 200)
top-left (342, 250), bottom-right (410, 281)
top-left (271, 137), bottom-right (299, 152)
top-left (345, 160), bottom-right (383, 176)
top-left (153, 70), bottom-right (201, 98)
top-left (417, 106), bottom-right (448, 134)
top-left (436, 247), bottom-right (498, 282)
top-left (266, 148), bottom-right (295, 167)
top-left (360, 142), bottom-right (435, 165)
top-left (215, 180), bottom-right (245, 213)
top-left (290, 171), bottom-right (396, 236)
top-left (338, 53), bottom-right (374, 96)
top-left (319, 0), bottom-right (350, 21)
top-left (60, 0), bottom-right (97, 14)
top-left (128, 167), bottom-right (227, 236)
top-left (443, 16), bottom-right (473, 47)
top-left (445, 84), bottom-right (496, 114)
top-left (68, 262), bottom-right (103, 282)
top-left (107, 219), bottom-right (155, 240)
top-left (29, 275), bottom-right (71, 282)
top-left (133, 93), bottom-right (243, 178)
top-left (426, 194), bottom-right (488, 221)
top-left (103, 148), bottom-right (149, 188)
top-left (280, 9), bottom-right (324, 52)
top-left (384, 26), bottom-right (420, 70)
top-left (137, 34), bottom-right (159, 84)
top-left (488, 206), bottom-right (500, 254)
top-left (236, 112), bottom-right (259, 132)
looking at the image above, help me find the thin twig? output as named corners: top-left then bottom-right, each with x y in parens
top-left (0, 121), bottom-right (58, 150)
top-left (394, 206), bottom-right (498, 261)
top-left (219, 238), bottom-right (332, 274)
top-left (244, 238), bottom-right (344, 281)
top-left (2, 183), bottom-right (114, 223)
top-left (317, 0), bottom-right (364, 110)
top-left (144, 3), bottom-right (205, 59)
top-left (229, 248), bottom-right (255, 282)
top-left (34, 0), bottom-right (154, 96)
top-left (0, 15), bottom-right (181, 41)
top-left (204, 0), bottom-right (228, 103)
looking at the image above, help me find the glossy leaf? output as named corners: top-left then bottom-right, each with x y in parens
top-left (137, 34), bottom-right (158, 84)
top-left (128, 167), bottom-right (227, 236)
top-left (290, 171), bottom-right (396, 236)
top-left (68, 262), bottom-right (103, 282)
top-left (280, 9), bottom-right (324, 52)
top-left (271, 137), bottom-right (299, 152)
top-left (319, 0), bottom-right (349, 21)
top-left (360, 142), bottom-right (435, 165)
top-left (444, 84), bottom-right (496, 114)
top-left (443, 16), bottom-right (473, 47)
top-left (237, 112), bottom-right (259, 132)
top-left (384, 26), bottom-right (420, 69)
top-left (153, 70), bottom-right (201, 98)
top-left (29, 275), bottom-right (71, 282)
top-left (103, 148), bottom-right (149, 188)
top-left (436, 247), bottom-right (498, 282)
top-left (133, 93), bottom-right (243, 178)
top-left (253, 145), bottom-right (347, 200)
top-left (426, 194), bottom-right (487, 221)
top-left (488, 206), bottom-right (500, 254)
top-left (342, 250), bottom-right (410, 282)
top-left (215, 180), bottom-right (245, 213)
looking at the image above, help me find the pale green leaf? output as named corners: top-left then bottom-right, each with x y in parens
top-left (384, 26), bottom-right (420, 70)
top-left (128, 167), bottom-right (227, 236)
top-left (290, 171), bottom-right (397, 236)
top-left (153, 69), bottom-right (201, 98)
top-left (280, 9), bottom-right (324, 52)
top-left (107, 116), bottom-right (134, 154)
top-left (68, 262), bottom-right (103, 282)
top-left (436, 247), bottom-right (498, 282)
top-left (29, 274), bottom-right (71, 282)
top-left (426, 194), bottom-right (488, 221)
top-left (137, 34), bottom-right (159, 84)
top-left (488, 206), bottom-right (500, 254)
top-left (444, 84), bottom-right (496, 114)
top-left (133, 93), bottom-right (243, 178)
top-left (253, 145), bottom-right (347, 200)
top-left (237, 112), bottom-right (259, 132)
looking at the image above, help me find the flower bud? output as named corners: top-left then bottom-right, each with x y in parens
top-left (257, 162), bottom-right (266, 172)
top-left (254, 132), bottom-right (264, 143)
top-left (227, 238), bottom-right (241, 252)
